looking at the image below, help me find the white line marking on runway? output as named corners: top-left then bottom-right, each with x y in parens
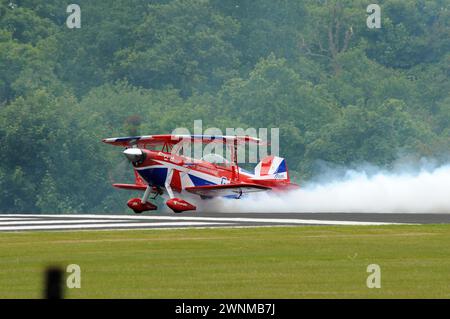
top-left (0, 219), bottom-right (131, 226)
top-left (0, 217), bottom-right (40, 221)
top-left (0, 222), bottom-right (228, 231)
top-left (0, 214), bottom-right (405, 226)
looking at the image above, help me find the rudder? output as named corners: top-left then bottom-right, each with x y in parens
top-left (254, 155), bottom-right (290, 182)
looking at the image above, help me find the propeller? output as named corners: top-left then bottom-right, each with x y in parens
top-left (107, 148), bottom-right (145, 186)
top-left (107, 156), bottom-right (130, 185)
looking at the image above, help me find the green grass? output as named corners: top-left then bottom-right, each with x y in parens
top-left (1, 225), bottom-right (450, 298)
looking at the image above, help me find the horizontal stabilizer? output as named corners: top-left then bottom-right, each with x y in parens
top-left (185, 183), bottom-right (270, 198)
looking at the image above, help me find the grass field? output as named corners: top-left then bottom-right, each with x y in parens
top-left (1, 225), bottom-right (450, 298)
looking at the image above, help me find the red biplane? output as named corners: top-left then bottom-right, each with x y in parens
top-left (102, 134), bottom-right (297, 213)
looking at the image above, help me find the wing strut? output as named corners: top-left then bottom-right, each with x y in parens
top-left (141, 185), bottom-right (153, 204)
top-left (164, 168), bottom-right (175, 199)
top-left (230, 137), bottom-right (240, 182)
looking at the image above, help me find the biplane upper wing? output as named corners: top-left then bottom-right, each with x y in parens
top-left (185, 183), bottom-right (271, 198)
top-left (102, 134), bottom-right (264, 148)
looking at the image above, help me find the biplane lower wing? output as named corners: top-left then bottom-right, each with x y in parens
top-left (112, 170), bottom-right (149, 191)
top-left (113, 183), bottom-right (147, 191)
top-left (185, 183), bottom-right (271, 198)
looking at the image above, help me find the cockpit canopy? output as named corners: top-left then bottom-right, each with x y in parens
top-left (201, 153), bottom-right (230, 167)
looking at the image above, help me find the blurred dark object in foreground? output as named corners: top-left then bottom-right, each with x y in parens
top-left (44, 267), bottom-right (64, 299)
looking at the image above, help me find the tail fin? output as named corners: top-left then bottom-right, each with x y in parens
top-left (253, 155), bottom-right (290, 182)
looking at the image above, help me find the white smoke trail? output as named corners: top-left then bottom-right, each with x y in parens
top-left (205, 163), bottom-right (450, 213)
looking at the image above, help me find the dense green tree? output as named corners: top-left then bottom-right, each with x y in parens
top-left (0, 1), bottom-right (57, 44)
top-left (304, 99), bottom-right (437, 168)
top-left (111, 0), bottom-right (241, 96)
top-left (365, 0), bottom-right (450, 68)
top-left (0, 0), bottom-right (449, 212)
top-left (0, 90), bottom-right (116, 212)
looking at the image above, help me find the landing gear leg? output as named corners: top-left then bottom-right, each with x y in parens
top-left (163, 168), bottom-right (196, 213)
top-left (127, 185), bottom-right (158, 213)
top-left (141, 185), bottom-right (152, 204)
top-left (164, 168), bottom-right (175, 199)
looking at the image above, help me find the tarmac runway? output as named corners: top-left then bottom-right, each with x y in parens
top-left (0, 212), bottom-right (449, 232)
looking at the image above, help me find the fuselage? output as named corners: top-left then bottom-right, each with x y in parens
top-left (131, 149), bottom-right (292, 194)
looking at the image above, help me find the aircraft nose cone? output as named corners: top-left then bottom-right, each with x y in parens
top-left (123, 148), bottom-right (145, 163)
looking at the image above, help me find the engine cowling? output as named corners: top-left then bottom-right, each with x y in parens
top-left (123, 148), bottom-right (146, 165)
top-left (166, 198), bottom-right (196, 213)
